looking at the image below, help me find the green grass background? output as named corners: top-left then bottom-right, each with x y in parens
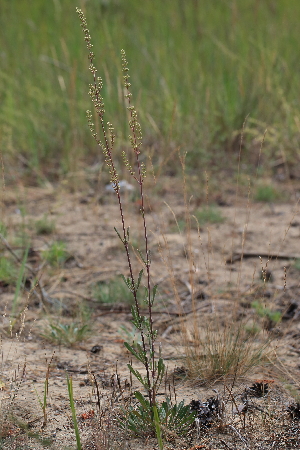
top-left (1, 0), bottom-right (300, 179)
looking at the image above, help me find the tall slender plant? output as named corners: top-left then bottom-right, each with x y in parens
top-left (76, 8), bottom-right (165, 447)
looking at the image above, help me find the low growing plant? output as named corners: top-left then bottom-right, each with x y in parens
top-left (184, 322), bottom-right (270, 384)
top-left (119, 393), bottom-right (196, 438)
top-left (11, 244), bottom-right (29, 318)
top-left (171, 205), bottom-right (224, 233)
top-left (34, 214), bottom-right (56, 235)
top-left (194, 205), bottom-right (224, 226)
top-left (42, 241), bottom-right (68, 268)
top-left (0, 256), bottom-right (18, 286)
top-left (254, 184), bottom-right (279, 202)
top-left (42, 321), bottom-right (91, 347)
top-left (251, 300), bottom-right (281, 329)
top-left (92, 276), bottom-right (144, 305)
top-left (0, 222), bottom-right (7, 237)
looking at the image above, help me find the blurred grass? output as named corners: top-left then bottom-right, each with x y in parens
top-left (1, 0), bottom-right (300, 180)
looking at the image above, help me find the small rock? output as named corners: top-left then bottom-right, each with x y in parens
top-left (90, 345), bottom-right (102, 354)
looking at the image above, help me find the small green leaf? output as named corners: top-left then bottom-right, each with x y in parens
top-left (152, 404), bottom-right (163, 450)
top-left (127, 365), bottom-right (145, 386)
top-left (114, 226), bottom-right (124, 244)
top-left (127, 227), bottom-right (130, 242)
top-left (157, 357), bottom-right (165, 375)
top-left (134, 391), bottom-right (150, 411)
top-left (151, 284), bottom-right (158, 305)
top-left (124, 342), bottom-right (141, 361)
top-left (121, 274), bottom-right (134, 292)
top-left (136, 269), bottom-right (143, 291)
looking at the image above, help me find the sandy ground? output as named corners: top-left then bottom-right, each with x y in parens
top-left (0, 174), bottom-right (300, 449)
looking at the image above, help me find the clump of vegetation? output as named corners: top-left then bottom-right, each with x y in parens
top-left (0, 222), bottom-right (8, 237)
top-left (42, 321), bottom-right (91, 347)
top-left (170, 206), bottom-right (224, 233)
top-left (194, 205), bottom-right (225, 226)
top-left (0, 256), bottom-right (18, 286)
top-left (3, 2), bottom-right (300, 174)
top-left (254, 184), bottom-right (280, 202)
top-left (119, 394), bottom-right (196, 438)
top-left (251, 300), bottom-right (281, 329)
top-left (92, 276), bottom-right (144, 305)
top-left (34, 214), bottom-right (56, 235)
top-left (184, 322), bottom-right (270, 384)
top-left (42, 241), bottom-right (68, 267)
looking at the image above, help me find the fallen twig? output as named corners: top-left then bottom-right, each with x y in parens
top-left (227, 251), bottom-right (300, 264)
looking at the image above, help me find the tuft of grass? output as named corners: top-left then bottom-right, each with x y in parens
top-left (194, 205), bottom-right (225, 226)
top-left (92, 276), bottom-right (144, 306)
top-left (34, 214), bottom-right (56, 235)
top-left (254, 184), bottom-right (280, 202)
top-left (11, 244), bottom-right (29, 318)
top-left (0, 222), bottom-right (7, 237)
top-left (42, 321), bottom-right (91, 347)
top-left (184, 322), bottom-right (271, 385)
top-left (42, 241), bottom-right (68, 267)
top-left (0, 257), bottom-right (18, 286)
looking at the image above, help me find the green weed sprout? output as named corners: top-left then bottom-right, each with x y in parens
top-left (0, 222), bottom-right (7, 237)
top-left (0, 257), bottom-right (18, 286)
top-left (42, 322), bottom-right (91, 347)
top-left (92, 276), bottom-right (143, 305)
top-left (77, 8), bottom-right (167, 447)
top-left (42, 241), bottom-right (68, 268)
top-left (67, 374), bottom-right (82, 450)
top-left (194, 205), bottom-right (224, 226)
top-left (11, 244), bottom-right (29, 318)
top-left (33, 355), bottom-right (53, 428)
top-left (119, 394), bottom-right (196, 438)
top-left (34, 214), bottom-right (56, 235)
top-left (254, 185), bottom-right (279, 202)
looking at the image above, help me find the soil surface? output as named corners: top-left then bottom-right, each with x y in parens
top-left (0, 174), bottom-right (300, 449)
